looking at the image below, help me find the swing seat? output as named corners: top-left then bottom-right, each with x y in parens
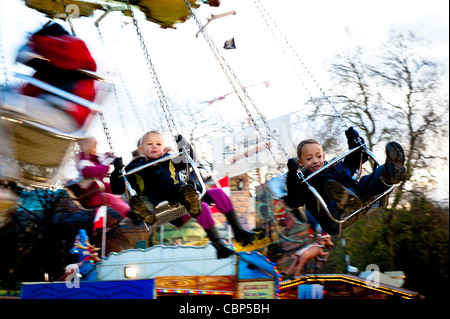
top-left (0, 73), bottom-right (105, 188)
top-left (0, 116), bottom-right (85, 187)
top-left (152, 201), bottom-right (189, 227)
top-left (298, 143), bottom-right (394, 237)
top-left (65, 178), bottom-right (106, 212)
top-left (122, 147), bottom-right (206, 227)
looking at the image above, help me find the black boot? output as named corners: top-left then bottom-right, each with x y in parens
top-left (204, 226), bottom-right (235, 259)
top-left (225, 210), bottom-right (256, 246)
top-left (178, 185), bottom-right (202, 217)
top-left (324, 180), bottom-right (362, 216)
top-left (126, 210), bottom-right (144, 225)
top-left (129, 196), bottom-right (156, 225)
top-left (382, 141), bottom-right (408, 185)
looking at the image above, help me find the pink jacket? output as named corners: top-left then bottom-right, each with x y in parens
top-left (76, 152), bottom-right (112, 194)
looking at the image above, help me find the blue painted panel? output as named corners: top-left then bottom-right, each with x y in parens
top-left (21, 279), bottom-right (155, 299)
top-left (236, 251), bottom-right (277, 280)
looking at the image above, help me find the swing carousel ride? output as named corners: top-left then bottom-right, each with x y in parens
top-left (0, 0), bottom-right (402, 299)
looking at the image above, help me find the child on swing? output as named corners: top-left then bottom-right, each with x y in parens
top-left (8, 22), bottom-right (98, 133)
top-left (76, 136), bottom-right (148, 224)
top-left (110, 131), bottom-right (255, 258)
top-left (129, 134), bottom-right (257, 248)
top-left (285, 127), bottom-right (407, 235)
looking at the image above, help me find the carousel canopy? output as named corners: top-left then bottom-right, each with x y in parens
top-left (24, 0), bottom-right (220, 29)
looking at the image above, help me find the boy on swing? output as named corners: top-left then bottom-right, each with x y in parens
top-left (285, 127), bottom-right (407, 235)
top-left (110, 131), bottom-right (255, 259)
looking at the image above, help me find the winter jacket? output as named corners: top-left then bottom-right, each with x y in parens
top-left (110, 153), bottom-right (187, 206)
top-left (77, 152), bottom-right (112, 195)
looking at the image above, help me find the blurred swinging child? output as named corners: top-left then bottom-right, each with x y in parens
top-left (76, 136), bottom-right (145, 223)
top-left (111, 131), bottom-right (255, 258)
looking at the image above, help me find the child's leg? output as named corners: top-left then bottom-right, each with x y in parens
top-left (204, 188), bottom-right (233, 213)
top-left (204, 188), bottom-right (255, 245)
top-left (194, 202), bottom-right (216, 230)
top-left (325, 180), bottom-right (362, 216)
top-left (106, 195), bottom-right (132, 217)
top-left (84, 192), bottom-right (130, 217)
top-left (178, 184), bottom-right (202, 217)
top-left (197, 202), bottom-right (234, 259)
top-left (170, 202), bottom-right (233, 259)
top-left (358, 166), bottom-right (391, 201)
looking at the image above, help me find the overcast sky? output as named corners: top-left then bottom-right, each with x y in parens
top-left (1, 0), bottom-right (448, 198)
top-left (1, 0), bottom-right (448, 139)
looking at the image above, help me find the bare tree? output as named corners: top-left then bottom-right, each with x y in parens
top-left (327, 30), bottom-right (449, 208)
top-left (369, 31), bottom-right (448, 205)
top-left (329, 46), bottom-right (382, 152)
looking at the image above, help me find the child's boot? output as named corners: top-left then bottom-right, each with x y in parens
top-left (130, 196), bottom-right (156, 225)
top-left (204, 226), bottom-right (235, 259)
top-left (325, 179), bottom-right (362, 217)
top-left (179, 184), bottom-right (201, 217)
top-left (382, 142), bottom-right (407, 185)
top-left (225, 210), bottom-right (256, 246)
top-left (126, 209), bottom-right (144, 225)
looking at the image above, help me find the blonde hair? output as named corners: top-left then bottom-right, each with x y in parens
top-left (296, 138), bottom-right (322, 158)
top-left (139, 130), bottom-right (164, 147)
top-left (78, 136), bottom-right (96, 153)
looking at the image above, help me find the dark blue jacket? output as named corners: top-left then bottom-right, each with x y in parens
top-left (111, 153), bottom-right (186, 206)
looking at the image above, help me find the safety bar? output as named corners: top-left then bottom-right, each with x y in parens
top-left (295, 143), bottom-right (393, 236)
top-left (308, 183), bottom-right (394, 225)
top-left (121, 147), bottom-right (206, 199)
top-left (299, 143), bottom-right (379, 184)
top-left (122, 151), bottom-right (184, 176)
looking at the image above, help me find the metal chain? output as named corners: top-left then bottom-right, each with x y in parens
top-left (125, 0), bottom-right (178, 142)
top-left (184, 0), bottom-right (288, 174)
top-left (253, 0), bottom-right (348, 144)
top-left (95, 26), bottom-right (129, 138)
top-left (96, 24), bottom-right (145, 136)
top-left (59, 5), bottom-right (117, 156)
top-left (99, 111), bottom-right (116, 156)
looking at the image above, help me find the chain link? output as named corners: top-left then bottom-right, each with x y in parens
top-left (125, 0), bottom-right (178, 143)
top-left (95, 26), bottom-right (129, 141)
top-left (97, 111), bottom-right (115, 156)
top-left (184, 0), bottom-right (288, 175)
top-left (98, 27), bottom-right (146, 132)
top-left (253, 0), bottom-right (348, 146)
